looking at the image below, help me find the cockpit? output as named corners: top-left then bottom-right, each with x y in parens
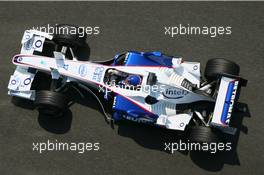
top-left (103, 68), bottom-right (142, 90)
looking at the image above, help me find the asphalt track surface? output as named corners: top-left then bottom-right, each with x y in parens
top-left (0, 2), bottom-right (264, 175)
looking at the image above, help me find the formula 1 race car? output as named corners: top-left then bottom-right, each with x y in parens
top-left (8, 25), bottom-right (247, 144)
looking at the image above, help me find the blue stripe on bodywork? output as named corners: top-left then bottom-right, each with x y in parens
top-left (220, 81), bottom-right (234, 124)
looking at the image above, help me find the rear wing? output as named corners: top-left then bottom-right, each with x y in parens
top-left (211, 75), bottom-right (247, 131)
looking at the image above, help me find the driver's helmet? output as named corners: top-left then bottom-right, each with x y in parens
top-left (125, 75), bottom-right (141, 86)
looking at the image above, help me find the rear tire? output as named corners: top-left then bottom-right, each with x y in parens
top-left (204, 58), bottom-right (240, 80)
top-left (188, 126), bottom-right (220, 144)
top-left (34, 90), bottom-right (69, 117)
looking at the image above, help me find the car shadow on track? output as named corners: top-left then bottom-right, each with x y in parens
top-left (37, 109), bottom-right (73, 134)
top-left (189, 102), bottom-right (251, 171)
top-left (11, 96), bottom-right (73, 134)
top-left (35, 87), bottom-right (108, 134)
top-left (35, 88), bottom-right (251, 172)
top-left (15, 85), bottom-right (250, 172)
top-left (116, 102), bottom-right (251, 172)
top-left (11, 96), bottom-right (35, 110)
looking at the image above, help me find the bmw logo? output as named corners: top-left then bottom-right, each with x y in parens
top-left (25, 34), bottom-right (30, 40)
top-left (179, 122), bottom-right (185, 127)
top-left (23, 78), bottom-right (31, 85)
top-left (18, 57), bottom-right (23, 62)
top-left (11, 80), bottom-right (16, 85)
top-left (34, 40), bottom-right (42, 48)
top-left (78, 64), bottom-right (88, 77)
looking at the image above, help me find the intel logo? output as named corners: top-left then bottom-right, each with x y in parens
top-left (162, 88), bottom-right (188, 99)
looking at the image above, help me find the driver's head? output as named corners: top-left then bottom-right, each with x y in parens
top-left (125, 75), bottom-right (141, 86)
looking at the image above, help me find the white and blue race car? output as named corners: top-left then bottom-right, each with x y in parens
top-left (8, 25), bottom-right (247, 144)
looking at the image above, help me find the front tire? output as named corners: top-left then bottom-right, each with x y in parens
top-left (53, 24), bottom-right (87, 48)
top-left (34, 90), bottom-right (69, 117)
